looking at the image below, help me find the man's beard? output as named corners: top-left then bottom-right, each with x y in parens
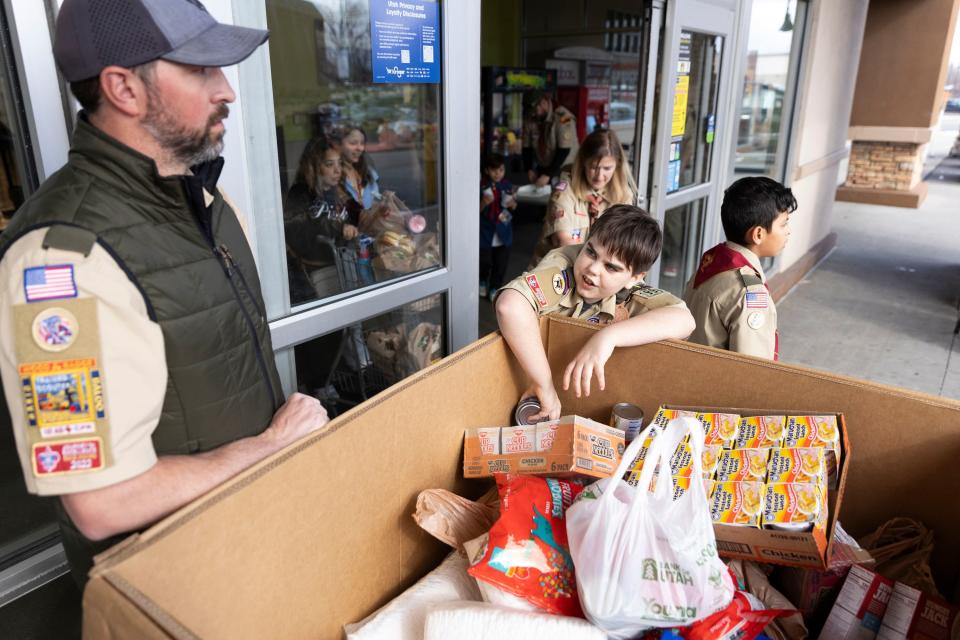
top-left (142, 87), bottom-right (229, 168)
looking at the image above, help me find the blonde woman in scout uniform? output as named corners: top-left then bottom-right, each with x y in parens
top-left (684, 177), bottom-right (797, 360)
top-left (0, 0), bottom-right (328, 587)
top-left (523, 91), bottom-right (580, 188)
top-left (497, 206), bottom-right (695, 422)
top-left (529, 129), bottom-right (636, 267)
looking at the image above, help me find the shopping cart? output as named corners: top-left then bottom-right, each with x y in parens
top-left (306, 236), bottom-right (442, 415)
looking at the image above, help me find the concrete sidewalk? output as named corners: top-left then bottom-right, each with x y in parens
top-left (777, 161), bottom-right (960, 400)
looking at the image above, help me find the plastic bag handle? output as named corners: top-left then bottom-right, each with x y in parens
top-left (599, 422), bottom-right (664, 506)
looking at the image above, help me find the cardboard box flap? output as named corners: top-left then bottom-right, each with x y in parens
top-left (84, 318), bottom-right (960, 639)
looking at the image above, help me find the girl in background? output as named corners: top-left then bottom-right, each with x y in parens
top-left (529, 129), bottom-right (636, 266)
top-left (336, 124), bottom-right (382, 209)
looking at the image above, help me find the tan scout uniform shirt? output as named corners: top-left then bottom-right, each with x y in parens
top-left (504, 245), bottom-right (686, 323)
top-left (524, 105), bottom-right (579, 170)
top-left (528, 172), bottom-right (614, 267)
top-left (0, 189), bottom-right (231, 496)
top-left (683, 242), bottom-right (778, 359)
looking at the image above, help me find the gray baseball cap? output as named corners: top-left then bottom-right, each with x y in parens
top-left (54, 0), bottom-right (269, 82)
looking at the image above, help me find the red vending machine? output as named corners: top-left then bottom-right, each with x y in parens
top-left (557, 85), bottom-right (611, 140)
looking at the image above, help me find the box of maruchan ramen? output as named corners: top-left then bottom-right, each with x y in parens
top-left (662, 405), bottom-right (850, 570)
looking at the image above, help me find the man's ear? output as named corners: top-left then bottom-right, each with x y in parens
top-left (98, 66), bottom-right (148, 118)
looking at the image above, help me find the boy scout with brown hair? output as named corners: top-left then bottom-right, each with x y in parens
top-left (496, 205), bottom-right (695, 422)
top-left (683, 177), bottom-right (797, 360)
top-left (523, 90), bottom-right (579, 188)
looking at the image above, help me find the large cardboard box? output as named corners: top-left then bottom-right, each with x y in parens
top-left (82, 317), bottom-right (960, 639)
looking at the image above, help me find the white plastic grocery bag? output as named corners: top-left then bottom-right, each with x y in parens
top-left (567, 417), bottom-right (735, 639)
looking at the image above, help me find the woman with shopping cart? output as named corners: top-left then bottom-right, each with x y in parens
top-left (283, 136), bottom-right (363, 302)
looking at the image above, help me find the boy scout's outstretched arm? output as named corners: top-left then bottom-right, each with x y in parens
top-left (495, 289), bottom-right (562, 421)
top-left (564, 306), bottom-right (696, 397)
top-left (61, 393), bottom-right (327, 541)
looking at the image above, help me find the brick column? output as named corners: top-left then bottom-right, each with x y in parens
top-left (837, 0), bottom-right (959, 208)
top-left (844, 141), bottom-right (926, 192)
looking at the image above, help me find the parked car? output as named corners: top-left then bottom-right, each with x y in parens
top-left (945, 98), bottom-right (960, 113)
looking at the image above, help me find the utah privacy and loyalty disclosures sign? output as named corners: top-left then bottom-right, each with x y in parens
top-left (370, 0), bottom-right (441, 84)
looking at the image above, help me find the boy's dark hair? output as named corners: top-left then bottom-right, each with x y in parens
top-left (588, 204), bottom-right (663, 274)
top-left (483, 154), bottom-right (505, 171)
top-left (721, 177), bottom-right (797, 244)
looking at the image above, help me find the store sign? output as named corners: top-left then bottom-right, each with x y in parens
top-left (667, 32), bottom-right (692, 193)
top-left (370, 0), bottom-right (440, 84)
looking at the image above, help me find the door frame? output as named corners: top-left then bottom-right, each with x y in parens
top-left (645, 0), bottom-right (739, 287)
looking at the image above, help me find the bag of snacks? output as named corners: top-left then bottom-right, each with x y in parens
top-left (567, 418), bottom-right (735, 638)
top-left (467, 474), bottom-right (585, 617)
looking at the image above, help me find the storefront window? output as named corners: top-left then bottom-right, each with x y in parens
top-left (734, 0), bottom-right (805, 178)
top-left (294, 294), bottom-right (445, 416)
top-left (267, 0), bottom-right (443, 307)
top-left (666, 31), bottom-right (723, 193)
top-left (659, 198), bottom-right (706, 297)
top-left (521, 2), bottom-right (643, 153)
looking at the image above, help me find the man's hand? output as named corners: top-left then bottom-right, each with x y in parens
top-left (563, 331), bottom-right (616, 397)
top-left (342, 224), bottom-right (358, 240)
top-left (522, 384), bottom-right (561, 422)
top-left (527, 169), bottom-right (538, 184)
top-left (260, 393), bottom-right (329, 453)
top-left (535, 174), bottom-right (551, 188)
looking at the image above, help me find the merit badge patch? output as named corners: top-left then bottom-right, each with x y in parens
top-left (32, 438), bottom-right (103, 476)
top-left (23, 265), bottom-right (77, 303)
top-left (31, 307), bottom-right (79, 352)
top-left (19, 359), bottom-right (105, 430)
top-left (747, 311), bottom-right (765, 330)
top-left (745, 291), bottom-right (769, 309)
top-left (525, 274), bottom-right (549, 307)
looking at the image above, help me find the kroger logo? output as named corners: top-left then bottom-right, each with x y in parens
top-left (386, 66), bottom-right (406, 78)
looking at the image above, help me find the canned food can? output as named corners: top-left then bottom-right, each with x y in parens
top-left (610, 402), bottom-right (645, 442)
top-left (514, 397), bottom-right (542, 426)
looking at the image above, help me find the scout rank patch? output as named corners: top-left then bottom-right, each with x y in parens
top-left (31, 307), bottom-right (79, 352)
top-left (23, 264), bottom-right (77, 302)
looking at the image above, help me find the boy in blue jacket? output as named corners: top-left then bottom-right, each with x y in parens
top-left (479, 155), bottom-right (516, 299)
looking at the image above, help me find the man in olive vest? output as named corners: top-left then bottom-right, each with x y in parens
top-left (0, 0), bottom-right (328, 587)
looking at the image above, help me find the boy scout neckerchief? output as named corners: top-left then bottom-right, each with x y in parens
top-left (693, 243), bottom-right (761, 288)
top-left (693, 243), bottom-right (779, 360)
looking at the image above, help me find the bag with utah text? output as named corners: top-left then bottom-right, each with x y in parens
top-left (567, 418), bottom-right (735, 639)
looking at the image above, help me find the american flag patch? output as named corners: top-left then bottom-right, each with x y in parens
top-left (745, 291), bottom-right (768, 308)
top-left (23, 265), bottom-right (77, 302)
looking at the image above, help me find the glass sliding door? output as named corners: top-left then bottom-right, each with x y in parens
top-left (234, 0), bottom-right (479, 405)
top-left (646, 0), bottom-right (737, 295)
